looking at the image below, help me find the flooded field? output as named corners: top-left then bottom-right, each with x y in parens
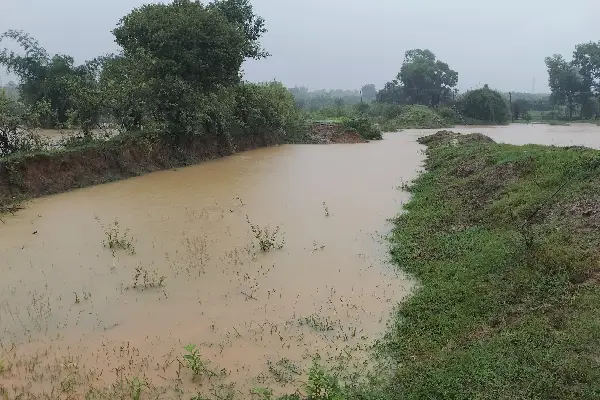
top-left (451, 123), bottom-right (600, 148)
top-left (2, 123), bottom-right (599, 399)
top-left (0, 133), bottom-right (421, 398)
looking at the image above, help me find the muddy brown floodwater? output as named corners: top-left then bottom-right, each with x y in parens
top-left (0, 133), bottom-right (421, 398)
top-left (2, 123), bottom-right (599, 399)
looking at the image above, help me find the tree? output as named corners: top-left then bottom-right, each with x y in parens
top-left (459, 85), bottom-right (510, 124)
top-left (512, 98), bottom-right (532, 120)
top-left (376, 80), bottom-right (407, 104)
top-left (360, 84), bottom-right (377, 102)
top-left (0, 30), bottom-right (98, 129)
top-left (572, 42), bottom-right (600, 119)
top-left (545, 54), bottom-right (584, 120)
top-left (109, 0), bottom-right (268, 136)
top-left (377, 49), bottom-right (458, 106)
top-left (398, 49), bottom-right (458, 106)
top-left (0, 89), bottom-right (48, 156)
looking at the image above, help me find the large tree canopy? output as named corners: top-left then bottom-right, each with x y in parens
top-left (377, 49), bottom-right (458, 106)
top-left (112, 0), bottom-right (266, 92)
top-left (545, 54), bottom-right (585, 119)
top-left (459, 84), bottom-right (510, 124)
top-left (0, 30), bottom-right (95, 128)
top-left (107, 0), bottom-right (268, 135)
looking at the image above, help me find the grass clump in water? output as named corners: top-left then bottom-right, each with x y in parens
top-left (246, 216), bottom-right (285, 252)
top-left (96, 216), bottom-right (136, 254)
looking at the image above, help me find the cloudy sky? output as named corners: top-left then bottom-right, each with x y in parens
top-left (1, 0), bottom-right (599, 92)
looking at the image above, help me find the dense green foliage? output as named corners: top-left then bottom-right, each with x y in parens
top-left (458, 85), bottom-right (510, 124)
top-left (546, 41), bottom-right (600, 119)
top-left (305, 101), bottom-right (454, 132)
top-left (377, 49), bottom-right (458, 106)
top-left (0, 0), bottom-right (314, 157)
top-left (0, 31), bottom-right (100, 129)
top-left (0, 89), bottom-right (48, 156)
top-left (342, 117), bottom-right (382, 140)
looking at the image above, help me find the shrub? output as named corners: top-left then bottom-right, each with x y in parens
top-left (0, 90), bottom-right (49, 157)
top-left (342, 117), bottom-right (382, 140)
top-left (458, 85), bottom-right (510, 124)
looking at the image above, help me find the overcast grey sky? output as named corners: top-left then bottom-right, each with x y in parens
top-left (1, 0), bottom-right (599, 92)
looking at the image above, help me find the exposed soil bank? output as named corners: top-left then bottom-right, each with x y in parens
top-left (0, 131), bottom-right (287, 209)
top-left (0, 124), bottom-right (372, 208)
top-left (364, 131), bottom-right (600, 399)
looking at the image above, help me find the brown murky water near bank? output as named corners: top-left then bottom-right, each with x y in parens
top-left (2, 123), bottom-right (600, 398)
top-left (0, 133), bottom-right (421, 398)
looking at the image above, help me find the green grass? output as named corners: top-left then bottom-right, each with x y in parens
top-left (361, 133), bottom-right (600, 399)
top-left (377, 105), bottom-right (453, 131)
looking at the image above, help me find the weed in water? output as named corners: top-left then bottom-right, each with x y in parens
top-left (304, 359), bottom-right (343, 400)
top-left (95, 216), bottom-right (135, 254)
top-left (129, 264), bottom-right (166, 290)
top-left (312, 241), bottom-right (326, 252)
top-left (129, 376), bottom-right (145, 400)
top-left (182, 344), bottom-right (206, 378)
top-left (299, 314), bottom-right (336, 332)
top-left (246, 216), bottom-right (285, 252)
top-left (251, 387), bottom-right (274, 400)
top-left (267, 358), bottom-right (301, 384)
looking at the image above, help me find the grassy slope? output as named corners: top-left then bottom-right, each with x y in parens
top-left (369, 133), bottom-right (600, 399)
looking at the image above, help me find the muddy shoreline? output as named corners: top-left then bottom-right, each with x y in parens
top-left (0, 132), bottom-right (279, 207)
top-left (0, 124), bottom-right (369, 208)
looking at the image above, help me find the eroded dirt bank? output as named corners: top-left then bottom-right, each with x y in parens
top-left (0, 133), bottom-right (277, 207)
top-left (0, 124), bottom-right (365, 208)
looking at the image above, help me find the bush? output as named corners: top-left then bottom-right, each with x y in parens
top-left (437, 105), bottom-right (463, 124)
top-left (0, 89), bottom-right (49, 157)
top-left (458, 85), bottom-right (510, 124)
top-left (233, 82), bottom-right (303, 141)
top-left (342, 117), bottom-right (382, 140)
top-left (380, 105), bottom-right (451, 131)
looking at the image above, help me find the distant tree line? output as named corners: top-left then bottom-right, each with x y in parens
top-left (546, 42), bottom-right (600, 120)
top-left (289, 84), bottom-right (377, 111)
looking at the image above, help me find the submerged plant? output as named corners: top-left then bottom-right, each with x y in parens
top-left (130, 264), bottom-right (166, 290)
top-left (251, 387), bottom-right (274, 400)
top-left (246, 216), bottom-right (285, 252)
top-left (183, 344), bottom-right (206, 378)
top-left (305, 360), bottom-right (343, 400)
top-left (129, 377), bottom-right (145, 400)
top-left (96, 216), bottom-right (135, 254)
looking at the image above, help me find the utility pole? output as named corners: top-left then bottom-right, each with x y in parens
top-left (509, 92), bottom-right (513, 122)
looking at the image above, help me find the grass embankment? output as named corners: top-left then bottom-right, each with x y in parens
top-left (375, 105), bottom-right (453, 131)
top-left (376, 131), bottom-right (600, 399)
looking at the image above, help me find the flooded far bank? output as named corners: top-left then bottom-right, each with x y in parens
top-left (0, 133), bottom-right (421, 398)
